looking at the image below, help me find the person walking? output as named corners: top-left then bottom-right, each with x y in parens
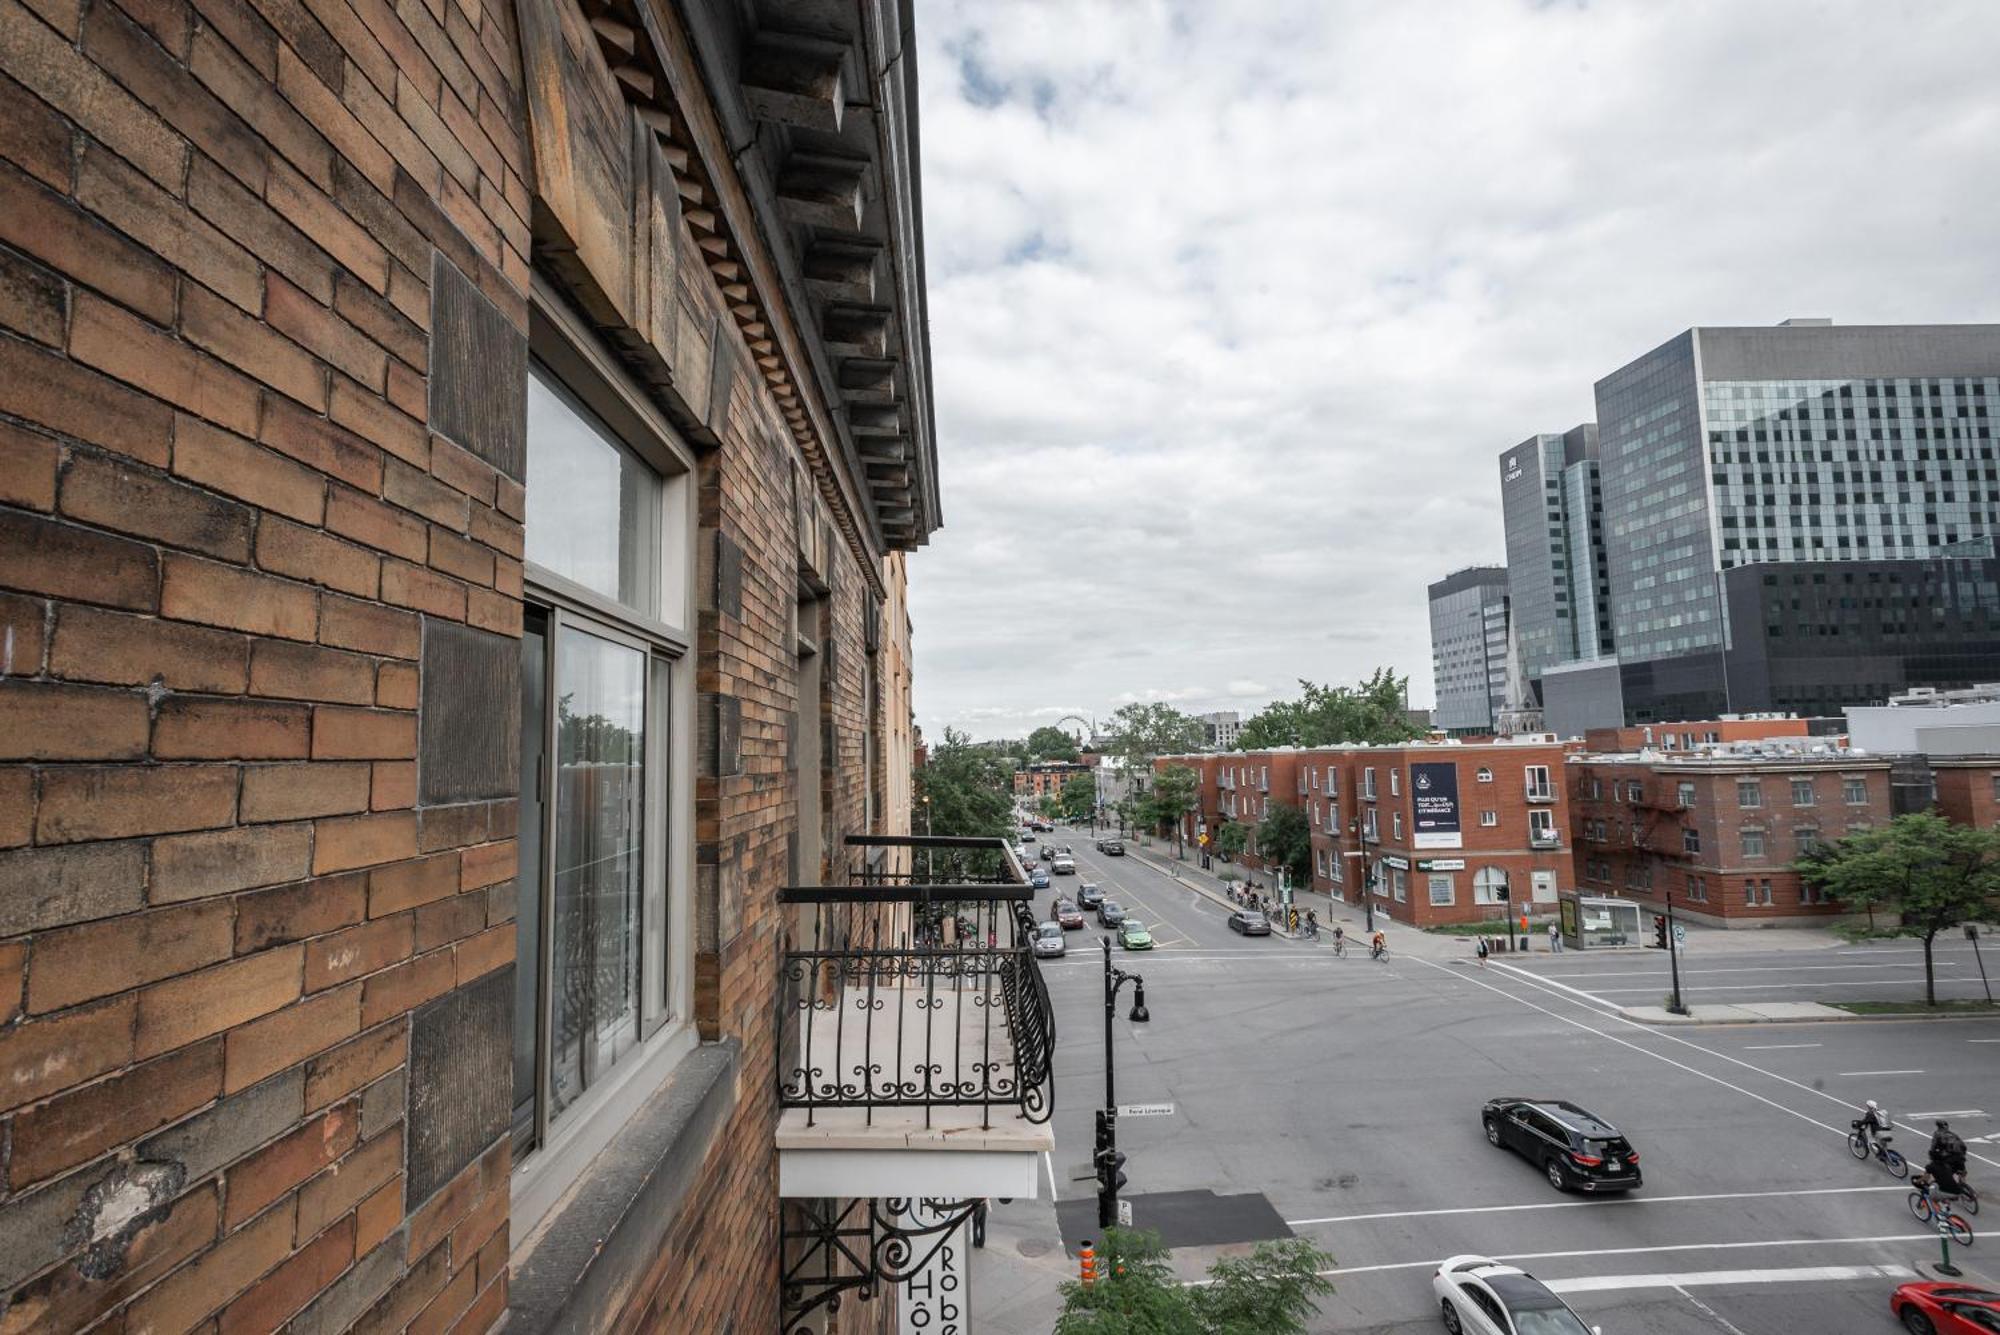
top-left (1548, 921), bottom-right (1563, 954)
top-left (1475, 936), bottom-right (1490, 969)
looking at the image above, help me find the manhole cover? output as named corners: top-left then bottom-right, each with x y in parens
top-left (1017, 1238), bottom-right (1054, 1258)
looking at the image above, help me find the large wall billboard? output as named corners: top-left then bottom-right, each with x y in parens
top-left (1411, 762), bottom-right (1462, 849)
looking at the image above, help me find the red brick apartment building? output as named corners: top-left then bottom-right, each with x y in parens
top-left (0, 1), bottom-right (943, 1329)
top-left (1931, 758), bottom-right (2000, 829)
top-left (1164, 743), bottom-right (1574, 928)
top-left (1568, 747), bottom-right (1895, 927)
top-left (1582, 715), bottom-right (1818, 753)
top-left (1014, 760), bottom-right (1093, 801)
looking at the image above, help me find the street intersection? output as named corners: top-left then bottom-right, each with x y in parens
top-left (975, 825), bottom-right (1999, 1334)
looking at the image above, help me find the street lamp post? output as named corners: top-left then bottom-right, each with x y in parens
top-left (920, 794), bottom-right (932, 883)
top-left (1665, 889), bottom-right (1688, 1015)
top-left (1098, 937), bottom-right (1149, 1229)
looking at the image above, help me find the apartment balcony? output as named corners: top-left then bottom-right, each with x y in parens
top-left (1218, 774), bottom-right (1236, 790)
top-left (1529, 829), bottom-right (1563, 849)
top-left (775, 836), bottom-right (1053, 1200)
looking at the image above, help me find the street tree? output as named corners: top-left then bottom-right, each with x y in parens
top-left (1104, 703), bottom-right (1204, 786)
top-left (1257, 801), bottom-right (1311, 884)
top-left (1145, 764), bottom-right (1200, 843)
top-left (1026, 724), bottom-right (1083, 763)
top-left (1059, 774), bottom-right (1096, 823)
top-left (914, 727), bottom-right (1015, 840)
top-left (1055, 1227), bottom-right (1334, 1334)
top-left (1214, 821), bottom-right (1247, 860)
top-left (1237, 670), bottom-right (1422, 749)
top-left (1798, 810), bottom-right (2000, 1004)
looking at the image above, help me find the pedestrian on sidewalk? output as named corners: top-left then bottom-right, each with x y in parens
top-left (1548, 921), bottom-right (1563, 954)
top-left (1475, 936), bottom-right (1490, 969)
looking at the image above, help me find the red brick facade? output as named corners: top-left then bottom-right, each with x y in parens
top-left (1928, 759), bottom-right (2000, 830)
top-left (1568, 753), bottom-right (1894, 925)
top-left (0, 1), bottom-right (929, 1330)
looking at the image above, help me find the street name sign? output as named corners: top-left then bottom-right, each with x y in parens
top-left (1117, 1102), bottom-right (1174, 1117)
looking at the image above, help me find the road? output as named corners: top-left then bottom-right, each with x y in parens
top-left (974, 823), bottom-right (2000, 1334)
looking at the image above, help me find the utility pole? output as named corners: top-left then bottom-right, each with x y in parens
top-left (1665, 890), bottom-right (1688, 1015)
top-left (1097, 937), bottom-right (1149, 1229)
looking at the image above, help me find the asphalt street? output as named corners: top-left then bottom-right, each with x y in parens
top-left (974, 823), bottom-right (2000, 1335)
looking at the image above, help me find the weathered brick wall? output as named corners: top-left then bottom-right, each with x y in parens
top-left (0, 0), bottom-right (530, 1327)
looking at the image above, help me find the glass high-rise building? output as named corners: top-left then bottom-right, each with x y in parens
top-left (1428, 566), bottom-right (1510, 732)
top-left (1594, 320), bottom-right (2000, 664)
top-left (1499, 424), bottom-right (1608, 692)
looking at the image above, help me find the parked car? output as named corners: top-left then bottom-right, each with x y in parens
top-left (1097, 838), bottom-right (1125, 856)
top-left (1097, 900), bottom-right (1127, 927)
top-left (1115, 919), bottom-right (1153, 950)
top-left (1052, 856), bottom-right (1076, 875)
top-left (1053, 899), bottom-right (1085, 930)
top-left (1031, 922), bottom-right (1067, 959)
top-left (1075, 882), bottom-right (1104, 909)
top-left (1432, 1256), bottom-right (1598, 1335)
top-left (1030, 868), bottom-right (1051, 890)
top-left (1481, 1098), bottom-right (1642, 1194)
top-left (1226, 910), bottom-right (1271, 936)
top-left (1891, 1280), bottom-right (2000, 1335)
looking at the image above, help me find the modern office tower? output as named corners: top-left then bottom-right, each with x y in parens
top-left (1428, 567), bottom-right (1511, 732)
top-left (1499, 425), bottom-right (1607, 696)
top-left (1563, 319), bottom-right (2000, 723)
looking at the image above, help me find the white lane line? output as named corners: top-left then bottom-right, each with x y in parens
top-left (1529, 962), bottom-right (1960, 977)
top-left (1838, 1069), bottom-right (1924, 1076)
top-left (1318, 1233), bottom-right (1936, 1278)
top-left (1285, 1183), bottom-right (1905, 1227)
top-left (1971, 1039), bottom-right (2000, 1043)
top-left (1674, 1285), bottom-right (1755, 1335)
top-left (1549, 1263), bottom-right (1915, 1295)
top-left (1471, 961), bottom-right (2000, 1174)
top-left (1487, 959), bottom-right (1619, 1010)
top-left (1744, 1043), bottom-right (1822, 1050)
top-left (1583, 978), bottom-right (1984, 995)
top-left (1904, 1110), bottom-right (1987, 1120)
top-left (1043, 1150), bottom-right (1057, 1202)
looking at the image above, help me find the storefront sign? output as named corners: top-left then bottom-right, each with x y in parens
top-left (1417, 858), bottom-right (1465, 871)
top-left (1381, 855), bottom-right (1410, 871)
top-left (1411, 763), bottom-right (1462, 849)
top-left (897, 1200), bottom-right (969, 1333)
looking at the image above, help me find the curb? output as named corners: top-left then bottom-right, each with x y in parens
top-left (1616, 1006), bottom-right (2000, 1027)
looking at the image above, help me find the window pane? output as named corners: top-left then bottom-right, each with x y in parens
top-left (552, 625), bottom-right (646, 1118)
top-left (514, 611), bottom-right (549, 1151)
top-left (526, 367), bottom-right (661, 613)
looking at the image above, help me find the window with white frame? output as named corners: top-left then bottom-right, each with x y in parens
top-left (1325, 766), bottom-right (1338, 794)
top-left (1677, 781), bottom-right (1696, 809)
top-left (1683, 825), bottom-right (1700, 854)
top-left (1790, 777), bottom-right (1815, 806)
top-left (1741, 827), bottom-right (1766, 858)
top-left (1391, 868), bottom-right (1407, 901)
top-left (1389, 768), bottom-right (1400, 797)
top-left (1476, 767), bottom-right (1492, 783)
top-left (1525, 765), bottom-right (1552, 799)
top-left (1473, 866), bottom-right (1508, 904)
top-left (1845, 777), bottom-right (1870, 805)
top-left (1427, 874), bottom-right (1454, 906)
top-left (1528, 809), bottom-right (1555, 842)
top-left (513, 307), bottom-right (696, 1230)
top-left (1391, 811), bottom-right (1403, 840)
top-left (1479, 809), bottom-right (1497, 827)
top-left (1362, 767), bottom-right (1376, 799)
top-left (1362, 809), bottom-right (1378, 840)
top-left (1737, 778), bottom-right (1761, 808)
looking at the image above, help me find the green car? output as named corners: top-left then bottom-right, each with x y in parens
top-left (1116, 919), bottom-right (1153, 951)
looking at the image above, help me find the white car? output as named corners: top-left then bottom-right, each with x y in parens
top-left (1432, 1256), bottom-right (1598, 1335)
top-left (1052, 855), bottom-right (1076, 875)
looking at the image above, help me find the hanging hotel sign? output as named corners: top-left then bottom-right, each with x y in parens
top-left (1411, 763), bottom-right (1463, 849)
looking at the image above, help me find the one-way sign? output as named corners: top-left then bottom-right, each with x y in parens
top-left (1117, 1102), bottom-right (1175, 1118)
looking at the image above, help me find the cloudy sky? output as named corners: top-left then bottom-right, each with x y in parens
top-left (905, 0), bottom-right (2000, 742)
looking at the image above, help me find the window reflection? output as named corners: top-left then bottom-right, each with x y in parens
top-left (526, 367), bottom-right (660, 614)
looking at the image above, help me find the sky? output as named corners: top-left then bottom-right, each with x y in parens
top-left (905, 0), bottom-right (2000, 743)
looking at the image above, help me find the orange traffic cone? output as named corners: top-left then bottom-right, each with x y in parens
top-left (1079, 1240), bottom-right (1097, 1286)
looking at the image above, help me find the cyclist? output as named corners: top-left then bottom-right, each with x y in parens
top-left (1929, 1119), bottom-right (1971, 1198)
top-left (1304, 909), bottom-right (1319, 939)
top-left (1854, 1099), bottom-right (1893, 1151)
top-left (1331, 924), bottom-right (1345, 955)
top-left (1369, 930), bottom-right (1387, 960)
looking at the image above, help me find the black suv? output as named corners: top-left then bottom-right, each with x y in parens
top-left (1075, 882), bottom-right (1104, 909)
top-left (1481, 1097), bottom-right (1641, 1194)
top-left (1096, 838), bottom-right (1125, 856)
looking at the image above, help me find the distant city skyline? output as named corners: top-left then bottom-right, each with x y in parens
top-left (907, 1), bottom-right (2000, 740)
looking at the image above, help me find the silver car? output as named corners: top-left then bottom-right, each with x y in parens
top-left (1031, 921), bottom-right (1066, 958)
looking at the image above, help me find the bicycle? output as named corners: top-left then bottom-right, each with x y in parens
top-left (1330, 936), bottom-right (1346, 958)
top-left (1849, 1122), bottom-right (1909, 1179)
top-left (1909, 1177), bottom-right (1976, 1245)
top-left (1369, 942), bottom-right (1390, 962)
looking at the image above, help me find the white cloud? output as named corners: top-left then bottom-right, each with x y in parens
top-left (908, 0), bottom-right (2000, 740)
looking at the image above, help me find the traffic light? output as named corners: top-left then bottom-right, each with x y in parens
top-left (1094, 1110), bottom-right (1127, 1226)
top-left (1496, 885), bottom-right (1510, 902)
top-left (1653, 914), bottom-right (1669, 949)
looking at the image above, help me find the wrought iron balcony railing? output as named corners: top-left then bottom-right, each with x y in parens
top-left (776, 835), bottom-right (1055, 1131)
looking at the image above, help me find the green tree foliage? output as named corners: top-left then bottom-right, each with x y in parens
top-left (1055, 1228), bottom-right (1334, 1334)
top-left (1799, 810), bottom-right (2000, 1004)
top-left (1059, 774), bottom-right (1097, 822)
top-left (1106, 703), bottom-right (1205, 782)
top-left (1144, 764), bottom-right (1200, 836)
top-left (1214, 821), bottom-right (1247, 859)
top-left (914, 727), bottom-right (1015, 839)
top-left (1237, 670), bottom-right (1422, 749)
top-left (1257, 801), bottom-right (1311, 883)
top-left (1027, 725), bottom-right (1083, 763)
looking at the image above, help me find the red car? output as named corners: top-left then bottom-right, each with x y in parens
top-left (1052, 899), bottom-right (1085, 930)
top-left (1892, 1282), bottom-right (2000, 1334)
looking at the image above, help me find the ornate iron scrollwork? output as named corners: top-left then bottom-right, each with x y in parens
top-left (780, 1196), bottom-right (982, 1333)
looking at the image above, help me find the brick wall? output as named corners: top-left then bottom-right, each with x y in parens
top-left (1933, 760), bottom-right (2000, 830)
top-left (0, 0), bottom-right (532, 1327)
